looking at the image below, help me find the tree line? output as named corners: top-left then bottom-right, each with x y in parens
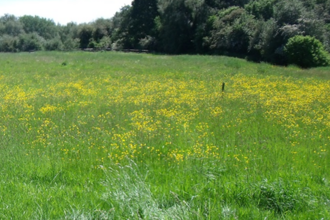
top-left (1, 0), bottom-right (330, 67)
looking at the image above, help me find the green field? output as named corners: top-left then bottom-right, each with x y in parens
top-left (0, 52), bottom-right (329, 219)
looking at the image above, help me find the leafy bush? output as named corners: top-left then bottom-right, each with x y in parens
top-left (0, 34), bottom-right (18, 52)
top-left (78, 25), bottom-right (94, 48)
top-left (17, 33), bottom-right (44, 51)
top-left (209, 7), bottom-right (256, 54)
top-left (44, 38), bottom-right (64, 51)
top-left (284, 35), bottom-right (330, 68)
top-left (62, 38), bottom-right (80, 51)
top-left (245, 0), bottom-right (276, 20)
top-left (98, 36), bottom-right (111, 49)
top-left (138, 35), bottom-right (156, 50)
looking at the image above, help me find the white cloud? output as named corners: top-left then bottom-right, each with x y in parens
top-left (0, 0), bottom-right (132, 24)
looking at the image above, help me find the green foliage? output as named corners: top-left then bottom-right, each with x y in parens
top-left (1, 0), bottom-right (330, 67)
top-left (249, 18), bottom-right (283, 62)
top-left (97, 36), bottom-right (111, 49)
top-left (158, 0), bottom-right (194, 53)
top-left (138, 35), bottom-right (156, 50)
top-left (0, 15), bottom-right (24, 36)
top-left (17, 33), bottom-right (44, 51)
top-left (110, 5), bottom-right (133, 49)
top-left (245, 0), bottom-right (277, 20)
top-left (44, 38), bottom-right (64, 51)
top-left (92, 19), bottom-right (111, 41)
top-left (205, 0), bottom-right (249, 8)
top-left (62, 38), bottom-right (80, 50)
top-left (87, 39), bottom-right (98, 48)
top-left (208, 7), bottom-right (257, 54)
top-left (284, 35), bottom-right (330, 67)
top-left (128, 0), bottom-right (159, 49)
top-left (274, 0), bottom-right (305, 26)
top-left (19, 15), bottom-right (58, 40)
top-left (78, 25), bottom-right (94, 48)
top-left (0, 35), bottom-right (18, 52)
top-left (59, 22), bottom-right (80, 50)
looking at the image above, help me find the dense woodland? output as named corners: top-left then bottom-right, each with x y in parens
top-left (1, 0), bottom-right (330, 67)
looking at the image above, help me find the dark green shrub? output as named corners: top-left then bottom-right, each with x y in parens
top-left (44, 38), bottom-right (64, 51)
top-left (284, 35), bottom-right (330, 68)
top-left (245, 0), bottom-right (277, 20)
top-left (78, 25), bottom-right (94, 48)
top-left (17, 33), bottom-right (44, 51)
top-left (0, 35), bottom-right (18, 52)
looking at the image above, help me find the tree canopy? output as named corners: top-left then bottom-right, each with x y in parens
top-left (1, 0), bottom-right (330, 66)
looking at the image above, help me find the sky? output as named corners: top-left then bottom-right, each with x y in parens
top-left (0, 0), bottom-right (133, 25)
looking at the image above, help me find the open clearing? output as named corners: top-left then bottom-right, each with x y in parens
top-left (0, 52), bottom-right (329, 219)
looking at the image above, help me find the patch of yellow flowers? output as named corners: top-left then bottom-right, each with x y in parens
top-left (0, 72), bottom-right (328, 165)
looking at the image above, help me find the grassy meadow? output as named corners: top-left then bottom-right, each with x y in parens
top-left (0, 51), bottom-right (329, 219)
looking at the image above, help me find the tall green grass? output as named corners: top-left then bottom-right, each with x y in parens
top-left (0, 52), bottom-right (329, 219)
